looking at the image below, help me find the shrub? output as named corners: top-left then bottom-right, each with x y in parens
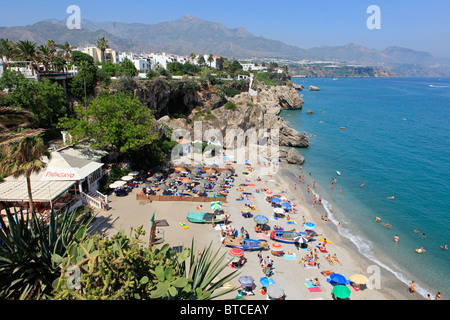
top-left (224, 101), bottom-right (237, 111)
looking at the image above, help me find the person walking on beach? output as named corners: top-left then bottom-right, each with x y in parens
top-left (307, 185), bottom-right (310, 193)
top-left (409, 280), bottom-right (416, 295)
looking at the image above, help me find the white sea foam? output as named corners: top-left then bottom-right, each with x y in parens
top-left (316, 191), bottom-right (430, 299)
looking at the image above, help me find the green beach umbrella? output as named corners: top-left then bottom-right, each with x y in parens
top-left (210, 201), bottom-right (222, 210)
top-left (332, 285), bottom-right (351, 299)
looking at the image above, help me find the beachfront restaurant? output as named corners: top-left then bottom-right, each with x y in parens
top-left (0, 151), bottom-right (106, 224)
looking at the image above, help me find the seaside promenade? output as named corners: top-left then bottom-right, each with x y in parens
top-left (91, 161), bottom-right (416, 300)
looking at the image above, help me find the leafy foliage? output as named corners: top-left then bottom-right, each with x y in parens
top-left (0, 206), bottom-right (94, 299)
top-left (58, 92), bottom-right (157, 153)
top-left (0, 70), bottom-right (67, 127)
top-left (52, 229), bottom-right (238, 300)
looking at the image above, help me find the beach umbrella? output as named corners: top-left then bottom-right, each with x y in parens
top-left (271, 198), bottom-right (281, 203)
top-left (254, 215), bottom-right (269, 225)
top-left (265, 190), bottom-right (273, 195)
top-left (159, 183), bottom-right (170, 190)
top-left (174, 166), bottom-right (186, 172)
top-left (266, 284), bottom-right (284, 299)
top-left (238, 276), bottom-right (254, 287)
top-left (296, 236), bottom-right (308, 244)
top-left (165, 178), bottom-right (175, 184)
top-left (182, 178), bottom-right (193, 183)
top-left (270, 243), bottom-right (283, 252)
top-left (274, 208), bottom-right (284, 214)
top-left (349, 274), bottom-right (368, 285)
top-left (121, 175), bottom-right (133, 181)
top-left (241, 206), bottom-right (251, 213)
top-left (177, 184), bottom-right (188, 191)
top-left (332, 285), bottom-right (351, 299)
top-left (210, 201), bottom-right (222, 210)
top-left (281, 202), bottom-right (292, 208)
top-left (260, 277), bottom-right (276, 287)
top-left (328, 273), bottom-right (349, 285)
top-left (243, 200), bottom-right (252, 205)
top-left (129, 171), bottom-right (139, 176)
top-left (304, 222), bottom-right (316, 230)
top-left (229, 248), bottom-right (244, 257)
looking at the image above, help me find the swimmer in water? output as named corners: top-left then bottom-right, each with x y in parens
top-left (394, 234), bottom-right (399, 243)
top-left (375, 217), bottom-right (381, 222)
top-left (384, 223), bottom-right (391, 229)
top-left (440, 245), bottom-right (448, 250)
top-left (387, 196), bottom-right (395, 200)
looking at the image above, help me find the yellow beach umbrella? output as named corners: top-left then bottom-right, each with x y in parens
top-left (349, 274), bottom-right (368, 285)
top-left (241, 206), bottom-right (251, 213)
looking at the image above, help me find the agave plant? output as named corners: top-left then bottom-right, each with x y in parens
top-left (0, 205), bottom-right (94, 299)
top-left (180, 239), bottom-right (240, 300)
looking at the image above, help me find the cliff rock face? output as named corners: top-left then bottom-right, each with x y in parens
top-left (286, 148), bottom-right (305, 164)
top-left (152, 80), bottom-right (309, 148)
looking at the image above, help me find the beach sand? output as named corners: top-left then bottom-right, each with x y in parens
top-left (90, 161), bottom-right (421, 300)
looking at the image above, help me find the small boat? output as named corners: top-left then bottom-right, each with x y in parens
top-left (270, 230), bottom-right (305, 244)
top-left (336, 171), bottom-right (342, 176)
top-left (223, 236), bottom-right (269, 251)
top-left (186, 212), bottom-right (225, 224)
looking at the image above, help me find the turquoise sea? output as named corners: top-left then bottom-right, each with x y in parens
top-left (281, 77), bottom-right (450, 299)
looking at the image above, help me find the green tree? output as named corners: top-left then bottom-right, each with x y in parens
top-left (69, 51), bottom-right (98, 99)
top-left (0, 38), bottom-right (17, 69)
top-left (0, 70), bottom-right (67, 127)
top-left (58, 92), bottom-right (157, 153)
top-left (0, 134), bottom-right (49, 215)
top-left (197, 55), bottom-right (206, 67)
top-left (118, 57), bottom-right (138, 77)
top-left (96, 37), bottom-right (109, 64)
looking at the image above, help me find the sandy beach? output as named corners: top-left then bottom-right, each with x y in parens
top-left (90, 160), bottom-right (421, 300)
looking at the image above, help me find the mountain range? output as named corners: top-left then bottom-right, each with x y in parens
top-left (1, 14), bottom-right (449, 76)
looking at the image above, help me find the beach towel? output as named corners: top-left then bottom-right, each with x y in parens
top-left (283, 254), bottom-right (297, 261)
top-left (305, 282), bottom-right (323, 292)
top-left (179, 222), bottom-right (188, 229)
top-left (287, 221), bottom-right (296, 225)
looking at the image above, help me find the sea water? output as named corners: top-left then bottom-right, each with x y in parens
top-left (281, 77), bottom-right (450, 299)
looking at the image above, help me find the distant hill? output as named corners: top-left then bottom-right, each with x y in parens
top-left (1, 14), bottom-right (450, 76)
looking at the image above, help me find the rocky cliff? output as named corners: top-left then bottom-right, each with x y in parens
top-left (139, 79), bottom-right (308, 148)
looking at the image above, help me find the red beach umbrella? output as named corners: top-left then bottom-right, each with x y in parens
top-left (229, 248), bottom-right (244, 257)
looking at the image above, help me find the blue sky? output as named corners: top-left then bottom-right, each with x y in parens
top-left (1, 0), bottom-right (450, 57)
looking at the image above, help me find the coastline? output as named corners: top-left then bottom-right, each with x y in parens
top-left (275, 161), bottom-right (420, 300)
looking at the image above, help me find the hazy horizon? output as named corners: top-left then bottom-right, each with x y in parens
top-left (1, 0), bottom-right (450, 58)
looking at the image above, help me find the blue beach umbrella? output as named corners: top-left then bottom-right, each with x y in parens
top-left (271, 198), bottom-right (281, 203)
top-left (304, 222), bottom-right (316, 230)
top-left (239, 276), bottom-right (254, 286)
top-left (281, 202), bottom-right (292, 208)
top-left (327, 273), bottom-right (350, 285)
top-left (254, 215), bottom-right (269, 225)
top-left (260, 277), bottom-right (276, 287)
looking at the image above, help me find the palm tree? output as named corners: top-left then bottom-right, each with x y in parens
top-left (0, 106), bottom-right (43, 146)
top-left (207, 54), bottom-right (214, 67)
top-left (0, 135), bottom-right (50, 215)
top-left (56, 41), bottom-right (75, 62)
top-left (37, 45), bottom-right (53, 71)
top-left (0, 38), bottom-right (17, 69)
top-left (96, 37), bottom-right (109, 64)
top-left (14, 40), bottom-right (38, 73)
top-left (190, 53), bottom-right (196, 64)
